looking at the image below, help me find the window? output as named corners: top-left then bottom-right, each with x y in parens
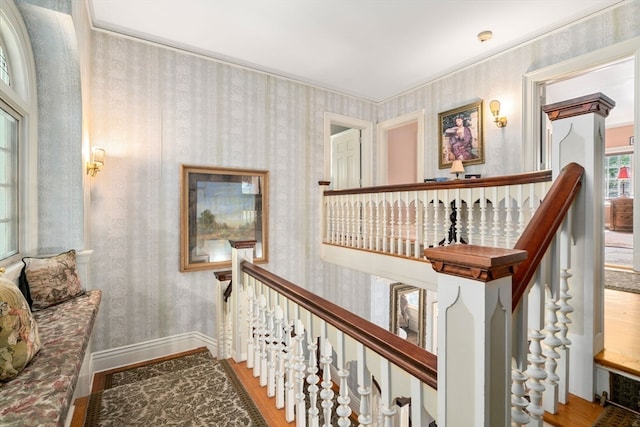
top-left (0, 44), bottom-right (10, 86)
top-left (605, 154), bottom-right (633, 199)
top-left (0, 102), bottom-right (18, 260)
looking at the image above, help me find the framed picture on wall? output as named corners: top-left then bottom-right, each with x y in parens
top-left (180, 165), bottom-right (269, 272)
top-left (438, 100), bottom-right (484, 169)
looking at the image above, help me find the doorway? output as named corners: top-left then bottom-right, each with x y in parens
top-left (324, 112), bottom-right (373, 189)
top-left (377, 110), bottom-right (425, 185)
top-left (544, 57), bottom-right (635, 270)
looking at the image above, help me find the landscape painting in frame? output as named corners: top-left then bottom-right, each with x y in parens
top-left (180, 165), bottom-right (269, 272)
top-left (438, 100), bottom-right (484, 169)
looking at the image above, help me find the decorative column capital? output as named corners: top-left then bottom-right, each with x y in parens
top-left (424, 245), bottom-right (527, 282)
top-left (229, 240), bottom-right (257, 250)
top-left (542, 92), bottom-right (616, 121)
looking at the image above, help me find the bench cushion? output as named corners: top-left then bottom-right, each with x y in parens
top-left (0, 289), bottom-right (101, 427)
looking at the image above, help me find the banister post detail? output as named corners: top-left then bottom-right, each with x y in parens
top-left (425, 244), bottom-right (527, 427)
top-left (230, 240), bottom-right (256, 362)
top-left (543, 92), bottom-right (614, 400)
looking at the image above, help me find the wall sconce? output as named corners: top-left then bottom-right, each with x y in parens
top-left (618, 166), bottom-right (630, 196)
top-left (86, 147), bottom-right (105, 177)
top-left (450, 159), bottom-right (465, 179)
top-left (489, 100), bottom-right (508, 128)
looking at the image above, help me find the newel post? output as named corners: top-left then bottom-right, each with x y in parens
top-left (543, 93), bottom-right (615, 400)
top-left (425, 245), bottom-right (527, 427)
top-left (229, 239), bottom-right (256, 362)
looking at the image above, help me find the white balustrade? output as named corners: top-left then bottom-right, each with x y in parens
top-left (322, 176), bottom-right (553, 260)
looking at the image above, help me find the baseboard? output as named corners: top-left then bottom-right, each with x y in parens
top-left (90, 332), bottom-right (217, 375)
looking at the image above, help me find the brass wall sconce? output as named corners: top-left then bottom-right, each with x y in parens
top-left (489, 99), bottom-right (508, 128)
top-left (86, 147), bottom-right (105, 177)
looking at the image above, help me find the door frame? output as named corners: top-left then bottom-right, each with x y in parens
top-left (324, 112), bottom-right (373, 187)
top-left (523, 36), bottom-right (640, 270)
top-left (376, 109), bottom-right (425, 185)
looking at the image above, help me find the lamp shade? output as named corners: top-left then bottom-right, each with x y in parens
top-left (618, 166), bottom-right (630, 180)
top-left (450, 160), bottom-right (465, 174)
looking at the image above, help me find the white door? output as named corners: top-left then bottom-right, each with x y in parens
top-left (331, 128), bottom-right (361, 190)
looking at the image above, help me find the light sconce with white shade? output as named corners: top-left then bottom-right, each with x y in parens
top-left (450, 159), bottom-right (465, 179)
top-left (489, 99), bottom-right (508, 128)
top-left (86, 147), bottom-right (105, 177)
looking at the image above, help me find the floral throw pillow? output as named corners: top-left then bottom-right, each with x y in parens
top-left (22, 250), bottom-right (85, 310)
top-left (0, 276), bottom-right (41, 382)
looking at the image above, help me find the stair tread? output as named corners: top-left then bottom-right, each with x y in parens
top-left (595, 348), bottom-right (640, 378)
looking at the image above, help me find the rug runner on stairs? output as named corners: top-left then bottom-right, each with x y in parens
top-left (83, 348), bottom-right (267, 426)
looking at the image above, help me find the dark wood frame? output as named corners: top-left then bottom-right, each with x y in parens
top-left (180, 165), bottom-right (269, 272)
top-left (438, 100), bottom-right (484, 169)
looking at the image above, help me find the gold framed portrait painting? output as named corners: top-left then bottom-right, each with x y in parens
top-left (438, 101), bottom-right (484, 169)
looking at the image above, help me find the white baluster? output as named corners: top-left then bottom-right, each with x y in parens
top-left (368, 195), bottom-right (375, 250)
top-left (389, 197), bottom-right (396, 254)
top-left (274, 306), bottom-right (286, 409)
top-left (267, 304), bottom-right (278, 396)
top-left (254, 295), bottom-right (266, 379)
top-left (320, 340), bottom-right (334, 427)
top-left (542, 286), bottom-right (562, 414)
top-left (294, 320), bottom-right (307, 427)
top-left (284, 317), bottom-right (296, 422)
top-left (479, 188), bottom-right (488, 246)
top-left (307, 336), bottom-right (320, 427)
top-left (405, 193), bottom-right (412, 256)
top-left (379, 358), bottom-right (397, 427)
top-left (511, 368), bottom-right (530, 426)
top-left (246, 286), bottom-right (256, 369)
top-left (335, 331), bottom-right (352, 426)
top-left (504, 186), bottom-right (514, 248)
top-left (442, 191), bottom-right (451, 245)
top-left (465, 187), bottom-right (474, 244)
top-left (382, 197), bottom-right (389, 253)
top-left (431, 193), bottom-right (439, 248)
top-left (357, 343), bottom-right (372, 427)
top-left (375, 193), bottom-right (382, 252)
top-left (422, 191), bottom-right (430, 249)
top-left (413, 192), bottom-right (421, 258)
top-left (525, 329), bottom-right (547, 426)
top-left (454, 189), bottom-right (463, 244)
top-left (492, 187), bottom-right (500, 247)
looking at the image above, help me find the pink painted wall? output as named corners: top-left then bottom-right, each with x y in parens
top-left (387, 122), bottom-right (418, 184)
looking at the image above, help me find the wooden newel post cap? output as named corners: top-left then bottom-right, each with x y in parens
top-left (229, 240), bottom-right (257, 250)
top-left (424, 245), bottom-right (527, 282)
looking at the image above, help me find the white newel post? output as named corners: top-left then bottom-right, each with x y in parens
top-left (214, 270), bottom-right (233, 360)
top-left (425, 244), bottom-right (527, 427)
top-left (543, 93), bottom-right (615, 400)
top-left (230, 240), bottom-right (256, 362)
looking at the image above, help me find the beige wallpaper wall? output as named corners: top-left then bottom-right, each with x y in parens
top-left (88, 34), bottom-right (376, 350)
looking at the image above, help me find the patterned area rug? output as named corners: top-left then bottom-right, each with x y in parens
top-left (592, 405), bottom-right (640, 426)
top-left (605, 269), bottom-right (640, 294)
top-left (85, 349), bottom-right (267, 426)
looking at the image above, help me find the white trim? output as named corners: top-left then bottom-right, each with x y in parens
top-left (324, 112), bottom-right (374, 187)
top-left (376, 109), bottom-right (425, 184)
top-left (90, 332), bottom-right (217, 374)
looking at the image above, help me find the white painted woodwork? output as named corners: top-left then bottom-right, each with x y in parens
top-left (436, 272), bottom-right (512, 427)
top-left (549, 104), bottom-right (606, 401)
top-left (332, 128), bottom-right (361, 190)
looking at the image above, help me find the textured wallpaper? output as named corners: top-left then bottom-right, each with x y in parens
top-left (15, 0), bottom-right (640, 352)
top-left (88, 34), bottom-right (376, 351)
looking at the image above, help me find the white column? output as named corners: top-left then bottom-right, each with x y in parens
top-left (425, 244), bottom-right (526, 427)
top-left (543, 93), bottom-right (615, 400)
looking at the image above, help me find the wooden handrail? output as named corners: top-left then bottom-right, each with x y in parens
top-left (511, 162), bottom-right (584, 311)
top-left (322, 169), bottom-right (551, 196)
top-left (241, 261), bottom-right (438, 389)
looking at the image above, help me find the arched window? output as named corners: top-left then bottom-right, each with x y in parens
top-left (0, 1), bottom-right (37, 264)
top-left (0, 43), bottom-right (10, 86)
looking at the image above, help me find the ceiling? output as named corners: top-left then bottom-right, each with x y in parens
top-left (89, 0), bottom-right (625, 103)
